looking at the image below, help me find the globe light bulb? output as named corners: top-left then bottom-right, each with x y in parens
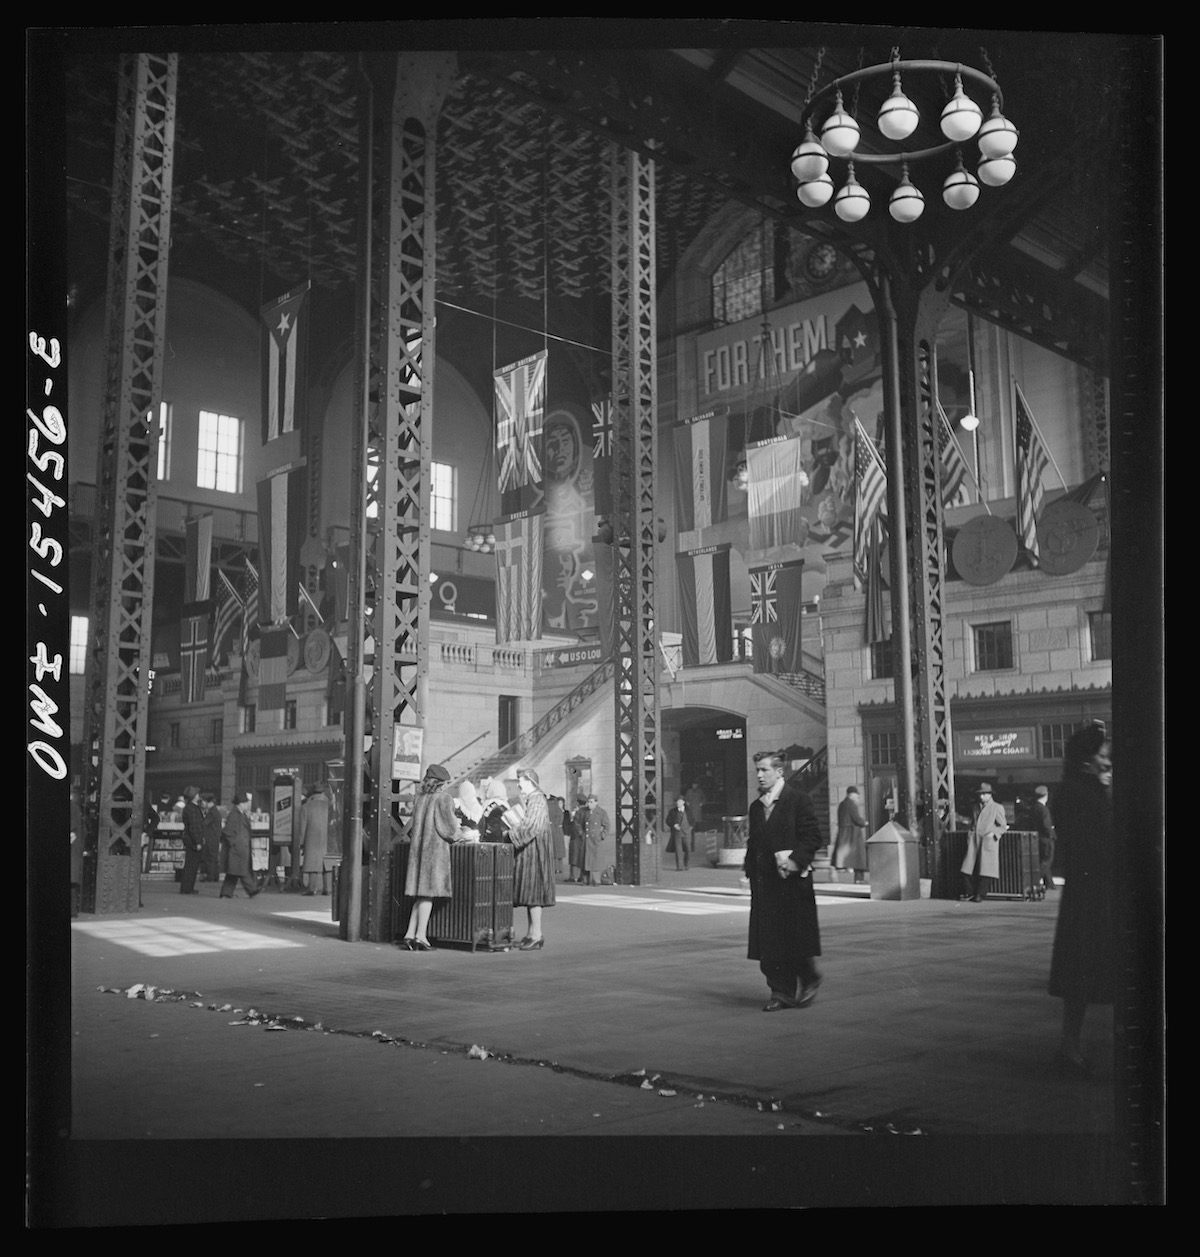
top-left (959, 412), bottom-right (980, 432)
top-left (942, 157), bottom-right (981, 210)
top-left (834, 166), bottom-right (870, 223)
top-left (977, 152), bottom-right (1017, 187)
top-left (790, 124), bottom-right (829, 182)
top-left (888, 168), bottom-right (925, 223)
top-left (878, 72), bottom-right (919, 141)
top-left (940, 75), bottom-right (983, 143)
top-left (796, 173), bottom-right (834, 208)
top-left (820, 92), bottom-right (860, 157)
top-left (977, 101), bottom-right (1019, 158)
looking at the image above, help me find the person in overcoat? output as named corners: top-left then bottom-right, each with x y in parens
top-left (960, 782), bottom-right (1009, 901)
top-left (299, 783), bottom-right (332, 896)
top-left (832, 785), bottom-right (869, 883)
top-left (400, 764), bottom-right (473, 951)
top-left (1047, 723), bottom-right (1114, 1076)
top-left (546, 793), bottom-right (567, 873)
top-left (198, 791), bottom-right (222, 890)
top-left (567, 797), bottom-right (587, 882)
top-left (508, 768), bottom-right (557, 949)
top-left (179, 785), bottom-right (204, 895)
top-left (219, 791), bottom-right (259, 899)
top-left (745, 750), bottom-right (824, 1011)
top-left (1029, 785), bottom-right (1057, 893)
top-left (581, 793), bottom-right (612, 885)
top-left (665, 797), bottom-right (694, 870)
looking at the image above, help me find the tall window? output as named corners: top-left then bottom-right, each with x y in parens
top-left (430, 461), bottom-right (456, 532)
top-left (210, 717), bottom-right (223, 745)
top-left (499, 695), bottom-right (519, 748)
top-left (1088, 610), bottom-right (1112, 661)
top-left (869, 730), bottom-right (899, 768)
top-left (1040, 722), bottom-right (1074, 763)
top-left (972, 621), bottom-right (1013, 671)
top-left (69, 615), bottom-right (88, 674)
top-left (169, 722), bottom-right (180, 748)
top-left (197, 410), bottom-right (243, 493)
top-left (712, 223), bottom-right (778, 326)
top-left (243, 704), bottom-right (256, 734)
top-left (284, 699), bottom-right (297, 730)
top-left (870, 637), bottom-right (894, 680)
top-left (154, 402), bottom-right (172, 481)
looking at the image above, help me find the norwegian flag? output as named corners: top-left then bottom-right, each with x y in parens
top-left (495, 350), bottom-right (547, 501)
top-left (591, 395), bottom-right (613, 459)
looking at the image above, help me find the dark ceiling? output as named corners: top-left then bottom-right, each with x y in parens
top-left (57, 25), bottom-right (1144, 376)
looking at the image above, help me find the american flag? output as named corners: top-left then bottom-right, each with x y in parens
top-left (495, 351), bottom-right (547, 493)
top-left (1015, 383), bottom-right (1050, 562)
top-left (210, 569), bottom-right (242, 665)
top-left (937, 401), bottom-right (973, 508)
top-left (853, 417), bottom-right (887, 585)
top-left (591, 395), bottom-right (613, 459)
top-left (240, 560), bottom-right (260, 658)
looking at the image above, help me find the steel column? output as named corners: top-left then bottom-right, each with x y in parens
top-left (79, 53), bottom-right (177, 914)
top-left (344, 53), bottom-right (454, 942)
top-left (609, 145), bottom-right (661, 886)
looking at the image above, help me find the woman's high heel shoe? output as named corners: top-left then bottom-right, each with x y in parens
top-left (518, 936), bottom-right (544, 951)
top-left (411, 939), bottom-right (433, 951)
top-left (399, 938), bottom-right (414, 951)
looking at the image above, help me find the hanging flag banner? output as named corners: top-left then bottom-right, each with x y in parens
top-left (494, 508), bottom-right (545, 644)
top-left (677, 543), bottom-right (733, 668)
top-left (495, 350), bottom-right (547, 517)
top-left (257, 465), bottom-right (307, 626)
top-left (591, 393), bottom-right (614, 522)
top-left (853, 417), bottom-right (887, 586)
top-left (749, 558), bottom-right (805, 673)
top-left (937, 402), bottom-right (973, 509)
top-left (179, 600), bottom-right (213, 704)
top-left (257, 625), bottom-right (291, 711)
top-left (260, 282), bottom-right (310, 445)
top-left (541, 400), bottom-right (600, 633)
top-left (1015, 382), bottom-right (1050, 564)
top-left (210, 569), bottom-right (242, 666)
top-left (673, 406), bottom-right (730, 536)
top-left (864, 515), bottom-right (890, 645)
top-left (746, 435), bottom-right (810, 552)
top-left (184, 514), bottom-right (214, 602)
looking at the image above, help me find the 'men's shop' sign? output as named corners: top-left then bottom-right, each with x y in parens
top-left (953, 728), bottom-right (1037, 762)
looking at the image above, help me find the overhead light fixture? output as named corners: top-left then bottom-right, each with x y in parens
top-left (959, 411), bottom-right (980, 432)
top-left (790, 55), bottom-right (1018, 226)
top-left (465, 524), bottom-right (496, 553)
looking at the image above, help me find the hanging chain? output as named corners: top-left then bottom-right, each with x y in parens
top-left (802, 44), bottom-right (826, 111)
top-left (850, 45), bottom-right (866, 116)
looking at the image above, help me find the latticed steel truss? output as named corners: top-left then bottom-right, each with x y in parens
top-left (346, 55), bottom-right (452, 942)
top-left (610, 146), bottom-right (661, 885)
top-left (79, 53), bottom-right (177, 914)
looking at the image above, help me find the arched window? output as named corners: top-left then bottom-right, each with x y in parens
top-left (711, 222), bottom-right (782, 326)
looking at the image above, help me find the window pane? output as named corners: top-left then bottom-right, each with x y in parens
top-left (1089, 611), bottom-right (1112, 660)
top-left (197, 410), bottom-right (242, 493)
top-left (69, 615), bottom-right (88, 674)
top-left (155, 402), bottom-right (171, 481)
top-left (973, 621), bottom-right (1013, 671)
top-left (430, 461), bottom-right (455, 532)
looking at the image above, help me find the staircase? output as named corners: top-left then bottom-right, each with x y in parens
top-left (448, 658), bottom-right (615, 786)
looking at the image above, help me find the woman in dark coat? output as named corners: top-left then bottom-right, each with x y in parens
top-left (508, 768), bottom-right (556, 950)
top-left (219, 792), bottom-right (259, 899)
top-left (298, 784), bottom-right (332, 896)
top-left (1047, 722), bottom-right (1114, 1075)
top-left (567, 798), bottom-right (587, 882)
top-left (665, 797), bottom-right (694, 870)
top-left (401, 764), bottom-right (470, 951)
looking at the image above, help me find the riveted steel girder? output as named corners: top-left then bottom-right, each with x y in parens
top-left (610, 145), bottom-right (661, 887)
top-left (344, 53), bottom-right (454, 942)
top-left (79, 53), bottom-right (177, 915)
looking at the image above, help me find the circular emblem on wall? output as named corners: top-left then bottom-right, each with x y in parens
top-left (1035, 499), bottom-right (1100, 575)
top-left (768, 635), bottom-right (787, 660)
top-left (245, 639), bottom-right (261, 679)
top-left (286, 632), bottom-right (301, 676)
top-left (304, 627), bottom-right (332, 674)
top-left (805, 241), bottom-right (840, 282)
top-left (952, 514), bottom-right (1019, 586)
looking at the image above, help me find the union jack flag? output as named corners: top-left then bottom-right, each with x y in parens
top-left (495, 351), bottom-right (547, 494)
top-left (591, 395), bottom-right (613, 459)
top-left (749, 567), bottom-right (777, 624)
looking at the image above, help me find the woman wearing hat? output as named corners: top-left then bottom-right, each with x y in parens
top-left (298, 783), bottom-right (332, 896)
top-left (960, 782), bottom-right (1009, 902)
top-left (400, 764), bottom-right (475, 951)
top-left (1047, 723), bottom-right (1114, 1076)
top-left (507, 768), bottom-right (556, 950)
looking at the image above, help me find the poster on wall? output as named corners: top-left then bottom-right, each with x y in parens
top-left (392, 725), bottom-right (424, 786)
top-left (687, 281), bottom-right (882, 577)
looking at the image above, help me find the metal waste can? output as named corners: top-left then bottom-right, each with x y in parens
top-left (866, 821), bottom-right (921, 901)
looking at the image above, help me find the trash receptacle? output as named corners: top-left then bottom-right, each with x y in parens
top-left (866, 821), bottom-right (921, 901)
top-left (717, 815), bottom-right (748, 867)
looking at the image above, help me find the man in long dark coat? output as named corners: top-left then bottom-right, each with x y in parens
top-left (745, 749), bottom-right (824, 1012)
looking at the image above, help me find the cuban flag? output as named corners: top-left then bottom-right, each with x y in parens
top-left (260, 283), bottom-right (310, 445)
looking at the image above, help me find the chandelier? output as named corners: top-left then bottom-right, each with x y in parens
top-left (465, 524), bottom-right (496, 554)
top-left (790, 55), bottom-right (1018, 224)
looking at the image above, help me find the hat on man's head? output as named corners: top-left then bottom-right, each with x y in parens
top-left (183, 785), bottom-right (199, 801)
top-left (425, 763), bottom-right (450, 783)
top-left (1034, 785), bottom-right (1048, 799)
top-left (974, 782), bottom-right (994, 795)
